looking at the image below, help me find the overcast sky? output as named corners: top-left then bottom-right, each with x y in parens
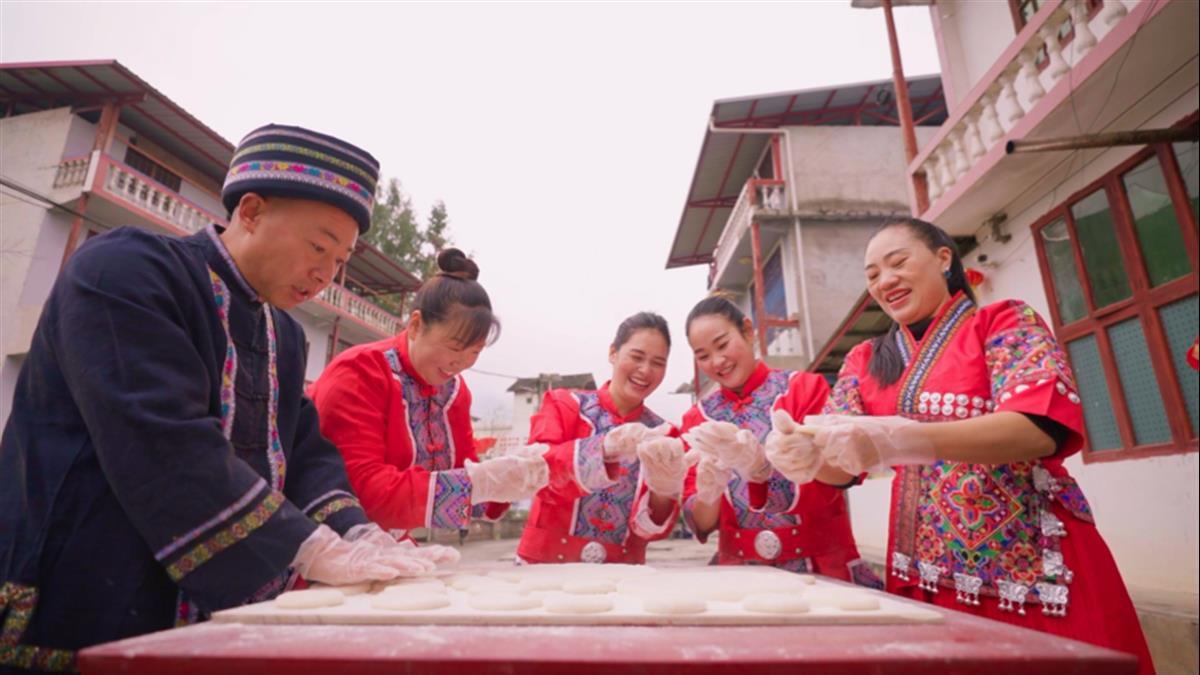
top-left (1, 1), bottom-right (941, 425)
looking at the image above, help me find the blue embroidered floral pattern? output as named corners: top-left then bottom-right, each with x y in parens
top-left (570, 392), bottom-right (665, 543)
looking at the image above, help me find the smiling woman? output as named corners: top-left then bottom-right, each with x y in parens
top-left (515, 311), bottom-right (686, 566)
top-left (310, 248), bottom-right (550, 537)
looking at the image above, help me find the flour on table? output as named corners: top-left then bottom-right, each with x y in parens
top-left (371, 591), bottom-right (452, 611)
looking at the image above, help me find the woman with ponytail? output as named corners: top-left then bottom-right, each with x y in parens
top-left (311, 249), bottom-right (549, 538)
top-left (677, 294), bottom-right (879, 584)
top-left (764, 219), bottom-right (1152, 672)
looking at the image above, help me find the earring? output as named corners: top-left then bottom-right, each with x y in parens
top-left (943, 269), bottom-right (952, 280)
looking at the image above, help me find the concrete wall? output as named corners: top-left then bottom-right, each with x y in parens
top-left (785, 126), bottom-right (913, 214)
top-left (0, 107), bottom-right (76, 424)
top-left (796, 219), bottom-right (881, 354)
top-left (291, 312), bottom-right (334, 383)
top-left (928, 0), bottom-right (1019, 113)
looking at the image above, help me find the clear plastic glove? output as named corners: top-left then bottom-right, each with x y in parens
top-left (636, 436), bottom-right (687, 499)
top-left (394, 539), bottom-right (462, 566)
top-left (604, 423), bottom-right (669, 461)
top-left (764, 409), bottom-right (823, 485)
top-left (345, 523), bottom-right (459, 567)
top-left (292, 525), bottom-right (431, 585)
top-left (503, 442), bottom-right (550, 459)
top-left (683, 421), bottom-right (772, 482)
top-left (804, 414), bottom-right (936, 475)
top-left (465, 453), bottom-right (549, 504)
top-left (686, 451), bottom-right (731, 505)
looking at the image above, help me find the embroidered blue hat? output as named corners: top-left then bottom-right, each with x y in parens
top-left (221, 124), bottom-right (380, 234)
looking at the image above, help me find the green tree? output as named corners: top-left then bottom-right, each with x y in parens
top-left (360, 178), bottom-right (454, 316)
top-left (420, 200), bottom-right (451, 280)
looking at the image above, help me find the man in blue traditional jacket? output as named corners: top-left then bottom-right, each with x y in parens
top-left (0, 124), bottom-right (457, 672)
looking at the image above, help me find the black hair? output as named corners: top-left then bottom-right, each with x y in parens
top-left (868, 218), bottom-right (977, 386)
top-left (612, 312), bottom-right (671, 351)
top-left (412, 248), bottom-right (500, 346)
top-left (685, 295), bottom-right (751, 340)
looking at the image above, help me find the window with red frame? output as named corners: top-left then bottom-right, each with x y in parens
top-left (1033, 125), bottom-right (1198, 462)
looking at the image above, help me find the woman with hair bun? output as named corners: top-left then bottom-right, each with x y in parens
top-left (764, 218), bottom-right (1152, 673)
top-left (516, 312), bottom-right (686, 565)
top-left (312, 249), bottom-right (549, 538)
top-left (678, 295), bottom-right (878, 584)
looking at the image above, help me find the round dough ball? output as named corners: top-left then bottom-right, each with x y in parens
top-left (274, 589), bottom-right (345, 609)
top-left (543, 594), bottom-right (614, 614)
top-left (468, 593), bottom-right (543, 611)
top-left (465, 581), bottom-right (528, 595)
top-left (380, 580), bottom-right (448, 595)
top-left (742, 593), bottom-right (811, 614)
top-left (561, 579), bottom-right (617, 595)
top-left (516, 577), bottom-right (566, 593)
top-left (311, 582), bottom-right (371, 596)
top-left (641, 594), bottom-right (707, 615)
top-left (371, 591), bottom-right (452, 611)
top-left (447, 574), bottom-right (504, 590)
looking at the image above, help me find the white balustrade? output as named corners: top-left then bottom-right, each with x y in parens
top-left (103, 162), bottom-right (220, 235)
top-left (1068, 0), bottom-right (1097, 65)
top-left (1016, 47), bottom-right (1047, 111)
top-left (912, 0), bottom-right (1133, 212)
top-left (711, 181), bottom-right (755, 282)
top-left (317, 283), bottom-right (402, 337)
top-left (53, 156), bottom-right (91, 188)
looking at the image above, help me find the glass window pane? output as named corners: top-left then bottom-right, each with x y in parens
top-left (1108, 318), bottom-right (1172, 446)
top-left (1172, 140), bottom-right (1199, 225)
top-left (1072, 189), bottom-right (1132, 308)
top-left (1067, 335), bottom-right (1122, 451)
top-left (1159, 295), bottom-right (1199, 436)
top-left (1040, 218), bottom-right (1088, 323)
top-left (763, 249), bottom-right (787, 319)
top-left (1123, 156), bottom-right (1191, 286)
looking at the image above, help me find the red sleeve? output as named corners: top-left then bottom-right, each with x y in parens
top-left (311, 350), bottom-right (433, 531)
top-left (529, 390), bottom-right (594, 501)
top-left (981, 300), bottom-right (1085, 460)
top-left (823, 341), bottom-right (872, 416)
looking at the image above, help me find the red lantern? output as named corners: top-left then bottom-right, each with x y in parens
top-left (965, 268), bottom-right (985, 288)
top-left (1188, 337), bottom-right (1199, 371)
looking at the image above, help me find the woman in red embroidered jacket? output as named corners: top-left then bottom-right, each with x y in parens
top-left (311, 249), bottom-right (548, 536)
top-left (766, 218), bottom-right (1152, 673)
top-left (678, 296), bottom-right (879, 584)
top-left (517, 312), bottom-right (689, 564)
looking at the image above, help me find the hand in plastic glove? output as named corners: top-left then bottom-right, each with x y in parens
top-left (805, 414), bottom-right (936, 475)
top-left (465, 453), bottom-right (549, 504)
top-left (683, 421), bottom-right (772, 482)
top-left (685, 451), bottom-right (731, 505)
top-left (504, 442), bottom-right (550, 460)
top-left (636, 436), bottom-right (687, 499)
top-left (394, 539), bottom-right (462, 566)
top-left (604, 423), bottom-right (669, 461)
top-left (764, 409), bottom-right (823, 485)
top-left (345, 523), bottom-right (459, 567)
top-left (292, 525), bottom-right (431, 586)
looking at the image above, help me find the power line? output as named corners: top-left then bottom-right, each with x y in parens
top-left (0, 175), bottom-right (113, 231)
top-left (467, 367), bottom-right (522, 380)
